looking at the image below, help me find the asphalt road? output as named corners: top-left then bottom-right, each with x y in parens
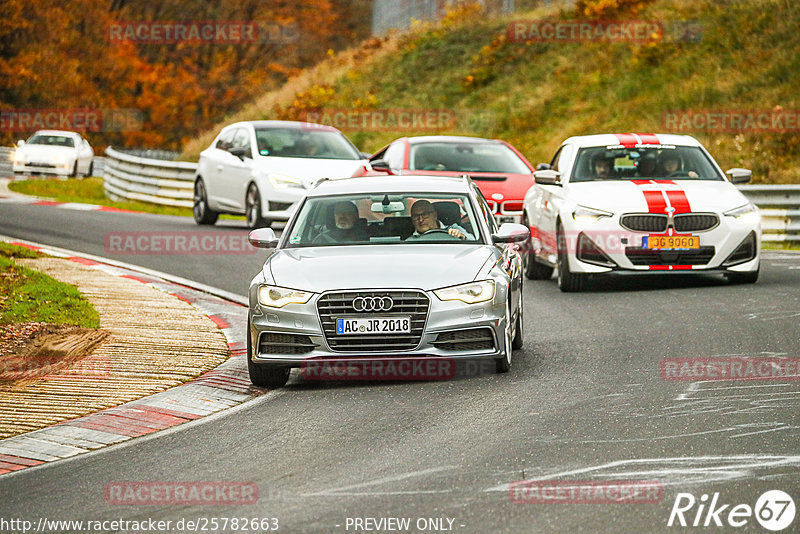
top-left (1, 201), bottom-right (799, 533)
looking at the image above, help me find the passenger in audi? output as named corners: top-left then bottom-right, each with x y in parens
top-left (313, 201), bottom-right (368, 244)
top-left (406, 199), bottom-right (473, 240)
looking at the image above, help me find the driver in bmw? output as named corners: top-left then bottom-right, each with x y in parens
top-left (407, 200), bottom-right (473, 240)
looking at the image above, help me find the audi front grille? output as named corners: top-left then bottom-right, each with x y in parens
top-left (673, 213), bottom-right (719, 232)
top-left (317, 290), bottom-right (429, 352)
top-left (620, 214), bottom-right (668, 233)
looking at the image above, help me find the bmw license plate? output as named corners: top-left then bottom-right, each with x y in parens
top-left (496, 215), bottom-right (519, 224)
top-left (336, 317), bottom-right (411, 335)
top-left (643, 235), bottom-right (700, 250)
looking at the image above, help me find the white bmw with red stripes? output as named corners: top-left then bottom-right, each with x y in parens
top-left (522, 133), bottom-right (761, 291)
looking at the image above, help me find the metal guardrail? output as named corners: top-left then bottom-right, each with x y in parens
top-left (103, 146), bottom-right (196, 208)
top-left (738, 185), bottom-right (800, 242)
top-left (5, 144), bottom-right (793, 241)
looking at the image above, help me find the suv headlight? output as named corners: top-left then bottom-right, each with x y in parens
top-left (572, 206), bottom-right (613, 224)
top-left (268, 173), bottom-right (304, 189)
top-left (258, 285), bottom-right (313, 308)
top-left (434, 280), bottom-right (495, 304)
top-left (724, 203), bottom-right (760, 224)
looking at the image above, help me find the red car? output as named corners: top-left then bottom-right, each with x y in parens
top-left (353, 136), bottom-right (536, 224)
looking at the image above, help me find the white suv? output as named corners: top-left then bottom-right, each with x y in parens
top-left (194, 120), bottom-right (367, 228)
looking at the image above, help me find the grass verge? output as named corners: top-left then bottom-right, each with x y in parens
top-left (0, 244), bottom-right (99, 328)
top-left (7, 177), bottom-right (243, 220)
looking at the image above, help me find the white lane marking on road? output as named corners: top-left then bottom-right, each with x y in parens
top-left (303, 466), bottom-right (457, 497)
top-left (484, 455), bottom-right (800, 492)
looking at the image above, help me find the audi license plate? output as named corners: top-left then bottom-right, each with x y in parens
top-left (643, 235), bottom-right (700, 250)
top-left (336, 317), bottom-right (411, 335)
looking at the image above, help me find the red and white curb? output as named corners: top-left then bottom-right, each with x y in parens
top-left (0, 239), bottom-right (261, 476)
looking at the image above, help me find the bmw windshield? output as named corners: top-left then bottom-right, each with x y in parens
top-left (284, 193), bottom-right (484, 247)
top-left (570, 145), bottom-right (725, 182)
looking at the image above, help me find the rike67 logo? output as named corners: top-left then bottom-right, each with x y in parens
top-left (668, 490), bottom-right (795, 530)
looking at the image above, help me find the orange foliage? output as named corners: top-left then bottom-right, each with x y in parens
top-left (575, 0), bottom-right (656, 18)
top-left (0, 0), bottom-right (365, 151)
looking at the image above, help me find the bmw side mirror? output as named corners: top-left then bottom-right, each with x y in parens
top-left (536, 163), bottom-right (550, 171)
top-left (492, 223), bottom-right (530, 244)
top-left (370, 159), bottom-right (392, 173)
top-left (533, 169), bottom-right (562, 186)
top-left (726, 168), bottom-right (752, 184)
top-left (248, 228), bottom-right (279, 248)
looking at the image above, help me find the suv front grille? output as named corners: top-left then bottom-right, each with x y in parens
top-left (317, 290), bottom-right (429, 352)
top-left (673, 213), bottom-right (719, 232)
top-left (432, 328), bottom-right (495, 352)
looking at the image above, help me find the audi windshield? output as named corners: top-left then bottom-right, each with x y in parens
top-left (284, 193), bottom-right (484, 247)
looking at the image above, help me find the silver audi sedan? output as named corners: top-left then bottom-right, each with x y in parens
top-left (246, 175), bottom-right (529, 387)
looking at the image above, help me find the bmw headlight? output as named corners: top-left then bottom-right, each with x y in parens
top-left (268, 173), bottom-right (304, 189)
top-left (434, 280), bottom-right (495, 304)
top-left (258, 285), bottom-right (313, 308)
top-left (724, 203), bottom-right (760, 225)
top-left (573, 206), bottom-right (613, 224)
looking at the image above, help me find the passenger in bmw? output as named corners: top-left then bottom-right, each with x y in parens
top-left (313, 201), bottom-right (368, 244)
top-left (406, 199), bottom-right (474, 240)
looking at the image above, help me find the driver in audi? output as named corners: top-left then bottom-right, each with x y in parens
top-left (407, 199), bottom-right (473, 240)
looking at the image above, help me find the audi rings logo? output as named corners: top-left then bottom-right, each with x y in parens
top-left (352, 296), bottom-right (394, 312)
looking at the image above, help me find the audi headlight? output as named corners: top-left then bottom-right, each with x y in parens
top-left (434, 280), bottom-right (495, 304)
top-left (724, 203), bottom-right (760, 225)
top-left (572, 206), bottom-right (613, 224)
top-left (268, 173), bottom-right (304, 189)
top-left (258, 285), bottom-right (313, 308)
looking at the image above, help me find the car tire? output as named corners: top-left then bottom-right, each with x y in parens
top-left (495, 300), bottom-right (513, 373)
top-left (511, 285), bottom-right (524, 350)
top-left (246, 184), bottom-right (269, 229)
top-left (87, 160), bottom-right (94, 177)
top-left (70, 161), bottom-right (78, 178)
top-left (522, 216), bottom-right (555, 280)
top-left (193, 179), bottom-right (219, 225)
top-left (246, 325), bottom-right (290, 388)
top-left (726, 267), bottom-right (759, 284)
top-left (557, 223), bottom-right (587, 292)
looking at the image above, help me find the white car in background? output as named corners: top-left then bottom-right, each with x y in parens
top-left (522, 133), bottom-right (761, 291)
top-left (13, 130), bottom-right (94, 177)
top-left (193, 120), bottom-right (368, 228)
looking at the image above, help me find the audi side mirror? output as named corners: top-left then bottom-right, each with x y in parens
top-left (493, 223), bottom-right (530, 244)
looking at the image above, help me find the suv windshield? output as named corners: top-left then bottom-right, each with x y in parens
top-left (285, 193), bottom-right (483, 247)
top-left (254, 127), bottom-right (360, 160)
top-left (409, 142), bottom-right (530, 173)
top-left (571, 146), bottom-right (724, 182)
top-left (27, 134), bottom-right (74, 147)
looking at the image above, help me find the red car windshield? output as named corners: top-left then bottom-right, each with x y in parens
top-left (408, 142), bottom-right (530, 173)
